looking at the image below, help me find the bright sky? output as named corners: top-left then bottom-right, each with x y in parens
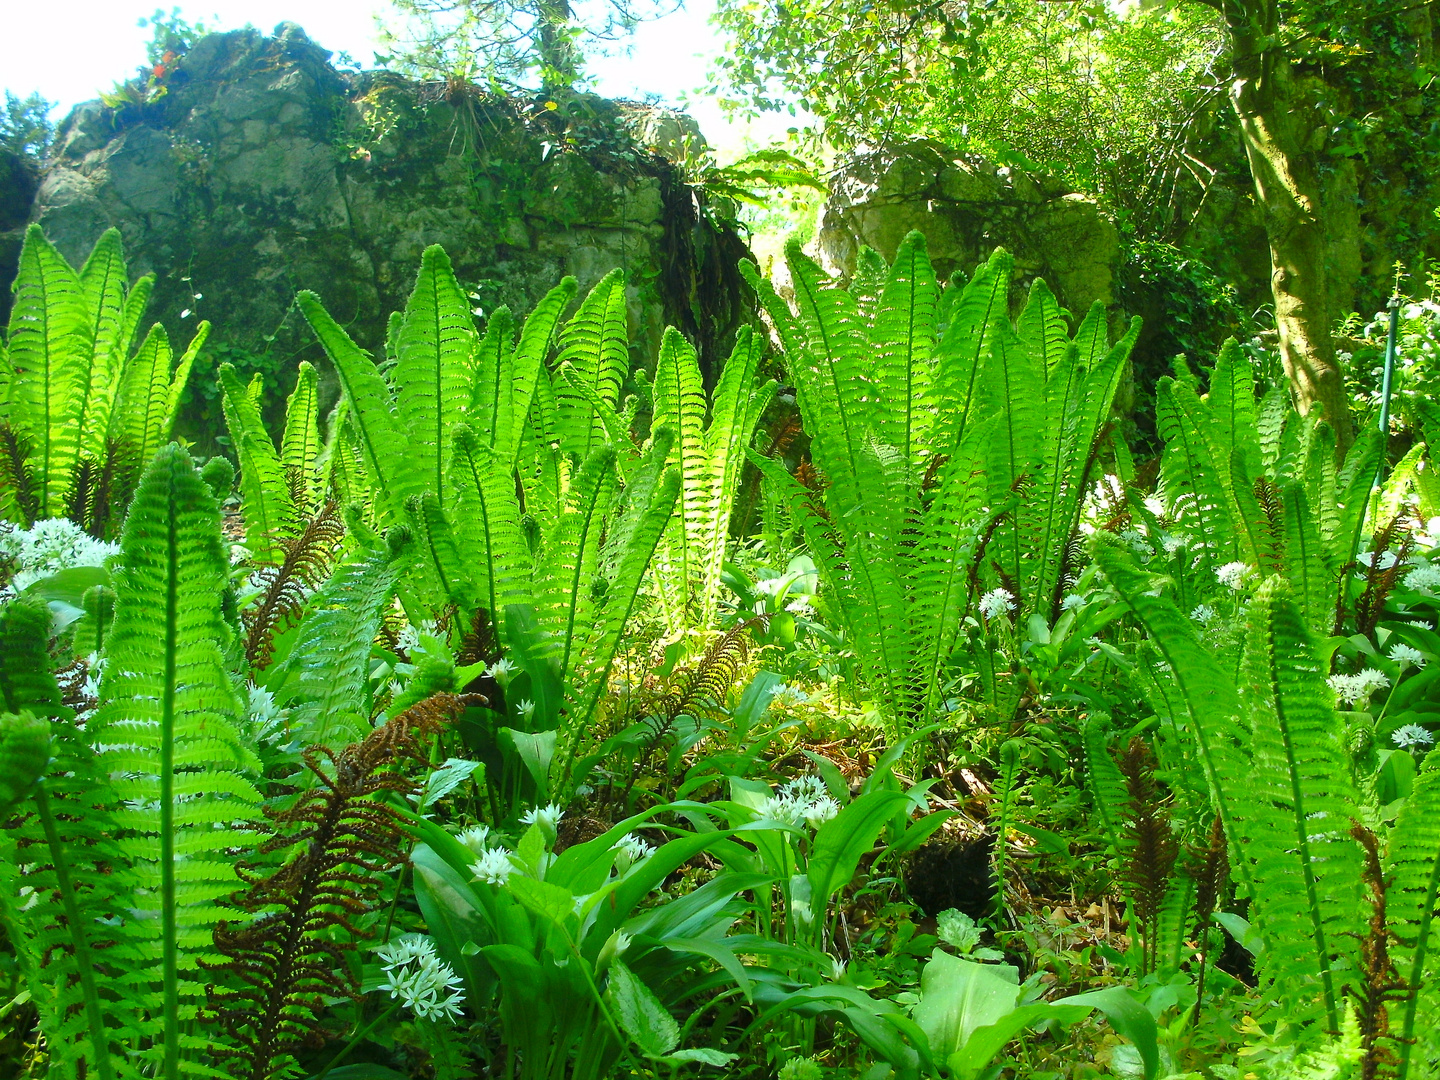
top-left (1, 0), bottom-right (793, 153)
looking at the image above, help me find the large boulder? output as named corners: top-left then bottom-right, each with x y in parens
top-left (30, 23), bottom-right (751, 444)
top-left (817, 141), bottom-right (1120, 322)
top-left (0, 148), bottom-right (40, 326)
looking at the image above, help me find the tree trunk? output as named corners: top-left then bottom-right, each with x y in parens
top-left (1222, 0), bottom-right (1355, 451)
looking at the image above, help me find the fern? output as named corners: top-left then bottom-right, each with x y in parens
top-left (0, 598), bottom-right (140, 1080)
top-left (277, 528), bottom-right (409, 747)
top-left (279, 360), bottom-right (322, 505)
top-left (88, 444), bottom-right (262, 1080)
top-left (204, 694), bottom-right (463, 1080)
top-left (220, 362), bottom-right (296, 562)
top-left (742, 232), bottom-right (1132, 733)
top-left (650, 326), bottom-right (776, 633)
top-left (241, 498), bottom-right (345, 669)
top-left (1386, 752), bottom-right (1440, 1080)
top-left (554, 268), bottom-right (630, 462)
top-left (112, 321), bottom-right (210, 482)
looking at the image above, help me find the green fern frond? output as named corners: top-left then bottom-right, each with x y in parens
top-left (1203, 338), bottom-right (1260, 475)
top-left (220, 363), bottom-right (296, 561)
top-left (393, 245), bottom-right (476, 501)
top-left (1090, 533), bottom-right (1251, 884)
top-left (278, 534), bottom-right (405, 747)
top-left (1281, 483), bottom-right (1335, 637)
top-left (506, 278), bottom-right (578, 463)
top-left (450, 422), bottom-right (531, 624)
top-left (0, 596), bottom-right (63, 714)
top-left (932, 249), bottom-right (1012, 452)
top-left (113, 321), bottom-right (210, 480)
top-left (0, 715), bottom-right (144, 1080)
top-left (297, 291), bottom-right (422, 516)
top-left (6, 225), bottom-right (92, 517)
top-left (1240, 577), bottom-right (1363, 1033)
top-left (554, 268), bottom-right (629, 461)
top-left (279, 361), bottom-right (322, 502)
top-left (88, 444), bottom-right (261, 1075)
top-left (870, 231), bottom-right (939, 469)
top-left (76, 230), bottom-right (132, 464)
top-left (1016, 277), bottom-right (1070, 376)
top-left (1387, 751), bottom-right (1440, 1080)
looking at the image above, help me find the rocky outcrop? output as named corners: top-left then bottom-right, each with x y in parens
top-left (25, 23), bottom-right (750, 442)
top-left (0, 149), bottom-right (40, 326)
top-left (817, 141), bottom-right (1120, 321)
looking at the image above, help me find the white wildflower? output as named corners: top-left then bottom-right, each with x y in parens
top-left (376, 934), bottom-right (465, 1022)
top-left (471, 846), bottom-right (515, 885)
top-left (1161, 534), bottom-right (1186, 555)
top-left (1405, 562), bottom-right (1440, 592)
top-left (785, 775), bottom-right (828, 802)
top-left (376, 934), bottom-right (437, 971)
top-left (1393, 724), bottom-right (1435, 750)
top-left (802, 796), bottom-right (840, 830)
top-left (613, 833), bottom-right (654, 866)
top-left (395, 624), bottom-right (421, 654)
top-left (1190, 604), bottom-right (1218, 625)
top-left (1216, 562), bottom-right (1251, 590)
top-left (1060, 594), bottom-right (1087, 612)
top-left (978, 588), bottom-right (1016, 620)
top-left (830, 957), bottom-right (848, 982)
top-left (247, 683), bottom-right (288, 743)
top-left (1120, 528), bottom-right (1149, 554)
top-left (456, 825), bottom-right (491, 855)
top-left (81, 652), bottom-right (105, 701)
top-left (1328, 669), bottom-right (1392, 706)
top-left (785, 596), bottom-right (813, 614)
top-left (229, 543), bottom-right (251, 567)
top-left (1389, 643), bottom-right (1427, 670)
top-left (520, 802), bottom-right (563, 834)
top-left (484, 657), bottom-right (515, 682)
top-left (518, 698), bottom-right (536, 721)
top-left (0, 518), bottom-right (117, 593)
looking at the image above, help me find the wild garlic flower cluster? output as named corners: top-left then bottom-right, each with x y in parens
top-left (375, 935), bottom-right (465, 1022)
top-left (1215, 561), bottom-right (1251, 590)
top-left (1389, 643), bottom-right (1428, 670)
top-left (1393, 724), bottom-right (1435, 750)
top-left (977, 588), bottom-right (1016, 620)
top-left (0, 518), bottom-right (117, 594)
top-left (613, 832), bottom-right (654, 868)
top-left (520, 802), bottom-right (563, 835)
top-left (758, 774), bottom-right (840, 830)
top-left (471, 846), bottom-right (516, 885)
top-left (1190, 604), bottom-right (1218, 626)
top-left (1327, 669), bottom-right (1392, 706)
top-left (1406, 561), bottom-right (1440, 593)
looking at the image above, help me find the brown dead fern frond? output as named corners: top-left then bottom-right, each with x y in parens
top-left (1187, 814), bottom-right (1229, 1022)
top-left (1116, 737), bottom-right (1179, 976)
top-left (1349, 822), bottom-right (1408, 1080)
top-left (202, 693), bottom-right (469, 1080)
top-left (242, 500), bottom-right (346, 669)
top-left (1353, 521), bottom-right (1416, 638)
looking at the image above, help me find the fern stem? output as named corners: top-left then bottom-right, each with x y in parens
top-left (162, 489), bottom-right (181, 1080)
top-left (34, 783), bottom-right (116, 1080)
